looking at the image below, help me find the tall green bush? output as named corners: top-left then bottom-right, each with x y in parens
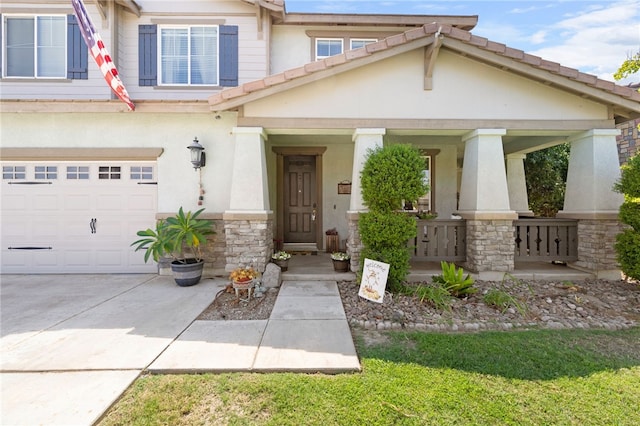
top-left (614, 154), bottom-right (640, 280)
top-left (359, 144), bottom-right (428, 291)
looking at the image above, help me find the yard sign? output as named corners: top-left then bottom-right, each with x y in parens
top-left (358, 258), bottom-right (390, 303)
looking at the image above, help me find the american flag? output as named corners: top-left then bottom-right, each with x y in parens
top-left (71, 0), bottom-right (135, 111)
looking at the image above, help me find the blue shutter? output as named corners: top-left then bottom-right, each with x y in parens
top-left (67, 14), bottom-right (88, 79)
top-left (139, 24), bottom-right (157, 86)
top-left (219, 25), bottom-right (238, 87)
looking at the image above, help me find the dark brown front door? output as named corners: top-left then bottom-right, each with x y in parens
top-left (283, 155), bottom-right (317, 243)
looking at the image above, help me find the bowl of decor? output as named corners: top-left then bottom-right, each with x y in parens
top-left (229, 266), bottom-right (258, 289)
top-left (271, 250), bottom-right (291, 271)
top-left (330, 252), bottom-right (350, 272)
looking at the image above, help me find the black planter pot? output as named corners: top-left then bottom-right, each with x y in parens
top-left (170, 258), bottom-right (204, 286)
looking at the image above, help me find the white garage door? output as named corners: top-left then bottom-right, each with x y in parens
top-left (1, 161), bottom-right (158, 274)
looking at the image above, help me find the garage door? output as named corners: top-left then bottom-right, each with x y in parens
top-left (1, 161), bottom-right (158, 274)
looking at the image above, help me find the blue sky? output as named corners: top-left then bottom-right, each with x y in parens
top-left (286, 0), bottom-right (640, 85)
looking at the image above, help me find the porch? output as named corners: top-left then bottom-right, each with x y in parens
top-left (281, 251), bottom-right (595, 283)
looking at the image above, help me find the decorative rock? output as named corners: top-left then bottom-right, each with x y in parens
top-left (262, 263), bottom-right (281, 288)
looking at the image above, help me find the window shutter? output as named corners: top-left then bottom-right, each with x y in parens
top-left (219, 25), bottom-right (238, 87)
top-left (67, 14), bottom-right (88, 79)
top-left (138, 24), bottom-right (157, 86)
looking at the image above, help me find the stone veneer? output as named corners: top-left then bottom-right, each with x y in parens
top-left (464, 220), bottom-right (515, 272)
top-left (223, 215), bottom-right (273, 273)
top-left (617, 118), bottom-right (639, 165)
top-left (572, 219), bottom-right (623, 274)
top-left (346, 212), bottom-right (362, 272)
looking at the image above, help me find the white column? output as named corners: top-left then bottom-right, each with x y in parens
top-left (506, 154), bottom-right (533, 216)
top-left (349, 128), bottom-right (385, 212)
top-left (228, 127), bottom-right (270, 212)
top-left (558, 129), bottom-right (623, 218)
top-left (458, 129), bottom-right (516, 219)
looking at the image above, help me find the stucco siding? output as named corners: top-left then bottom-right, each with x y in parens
top-left (244, 49), bottom-right (608, 121)
top-left (0, 111), bottom-right (239, 213)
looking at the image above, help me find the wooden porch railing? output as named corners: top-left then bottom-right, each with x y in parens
top-left (410, 219), bottom-right (466, 261)
top-left (514, 219), bottom-right (578, 262)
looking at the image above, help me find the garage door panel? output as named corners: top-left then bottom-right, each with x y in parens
top-left (126, 194), bottom-right (157, 211)
top-left (33, 194), bottom-right (60, 211)
top-left (95, 250), bottom-right (124, 267)
top-left (1, 193), bottom-right (27, 210)
top-left (65, 195), bottom-right (93, 211)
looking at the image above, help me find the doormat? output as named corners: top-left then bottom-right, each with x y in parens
top-left (290, 250), bottom-right (318, 256)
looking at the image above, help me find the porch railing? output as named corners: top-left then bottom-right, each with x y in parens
top-left (514, 218), bottom-right (578, 262)
top-left (410, 219), bottom-right (466, 261)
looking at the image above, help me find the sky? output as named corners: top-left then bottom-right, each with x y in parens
top-left (285, 0), bottom-right (640, 85)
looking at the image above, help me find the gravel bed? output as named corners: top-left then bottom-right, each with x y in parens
top-left (340, 278), bottom-right (640, 332)
top-left (196, 278), bottom-right (640, 333)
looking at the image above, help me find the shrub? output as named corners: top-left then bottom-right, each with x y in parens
top-left (613, 154), bottom-right (640, 280)
top-left (358, 144), bottom-right (428, 292)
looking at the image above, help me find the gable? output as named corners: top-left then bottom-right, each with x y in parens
top-left (242, 48), bottom-right (608, 121)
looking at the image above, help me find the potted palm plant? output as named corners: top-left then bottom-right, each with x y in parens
top-left (131, 207), bottom-right (214, 286)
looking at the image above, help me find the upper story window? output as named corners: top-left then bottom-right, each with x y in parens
top-left (139, 24), bottom-right (238, 87)
top-left (159, 26), bottom-right (218, 85)
top-left (2, 14), bottom-right (88, 80)
top-left (316, 38), bottom-right (343, 60)
top-left (313, 36), bottom-right (377, 61)
top-left (3, 15), bottom-right (66, 78)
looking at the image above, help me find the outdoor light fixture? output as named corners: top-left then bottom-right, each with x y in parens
top-left (187, 137), bottom-right (206, 170)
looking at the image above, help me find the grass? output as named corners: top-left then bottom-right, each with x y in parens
top-left (100, 327), bottom-right (640, 426)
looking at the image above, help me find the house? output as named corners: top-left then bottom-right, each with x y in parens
top-left (2, 0), bottom-right (639, 279)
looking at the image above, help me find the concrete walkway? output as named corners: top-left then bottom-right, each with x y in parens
top-left (0, 274), bottom-right (359, 426)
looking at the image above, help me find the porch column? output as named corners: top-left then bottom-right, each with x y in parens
top-left (349, 128), bottom-right (385, 211)
top-left (458, 129), bottom-right (517, 277)
top-left (557, 129), bottom-right (624, 279)
top-left (347, 128), bottom-right (385, 269)
top-left (224, 127), bottom-right (273, 272)
top-left (506, 154), bottom-right (534, 217)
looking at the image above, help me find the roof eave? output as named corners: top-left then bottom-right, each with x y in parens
top-left (281, 13), bottom-right (478, 31)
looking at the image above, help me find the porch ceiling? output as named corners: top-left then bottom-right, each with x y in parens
top-left (266, 131), bottom-right (575, 157)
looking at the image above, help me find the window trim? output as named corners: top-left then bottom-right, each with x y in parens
top-left (157, 24), bottom-right (220, 86)
top-left (3, 13), bottom-right (68, 79)
top-left (314, 37), bottom-right (343, 61)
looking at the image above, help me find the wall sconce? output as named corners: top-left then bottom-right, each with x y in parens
top-left (187, 137), bottom-right (206, 170)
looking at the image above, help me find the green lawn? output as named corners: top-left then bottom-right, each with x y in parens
top-left (100, 328), bottom-right (640, 425)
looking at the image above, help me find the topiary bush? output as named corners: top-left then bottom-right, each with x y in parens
top-left (359, 144), bottom-right (429, 292)
top-left (614, 154), bottom-right (640, 280)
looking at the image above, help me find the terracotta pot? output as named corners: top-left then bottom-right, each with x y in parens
top-left (232, 279), bottom-right (254, 290)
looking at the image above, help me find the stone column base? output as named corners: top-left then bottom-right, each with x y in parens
top-left (464, 219), bottom-right (515, 273)
top-left (223, 211), bottom-right (274, 273)
top-left (346, 211), bottom-right (363, 272)
top-left (570, 219), bottom-right (623, 278)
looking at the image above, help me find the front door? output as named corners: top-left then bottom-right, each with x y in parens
top-left (283, 155), bottom-right (317, 243)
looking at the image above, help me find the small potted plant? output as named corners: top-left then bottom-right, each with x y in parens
top-left (330, 252), bottom-right (351, 272)
top-left (229, 266), bottom-right (258, 290)
top-left (131, 207), bottom-right (214, 286)
top-left (271, 250), bottom-right (291, 271)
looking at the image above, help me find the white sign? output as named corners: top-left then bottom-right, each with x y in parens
top-left (358, 258), bottom-right (390, 303)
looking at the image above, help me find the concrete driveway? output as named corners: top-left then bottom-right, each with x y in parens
top-left (1, 274), bottom-right (224, 426)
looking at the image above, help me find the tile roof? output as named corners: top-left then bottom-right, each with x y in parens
top-left (208, 23), bottom-right (640, 114)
